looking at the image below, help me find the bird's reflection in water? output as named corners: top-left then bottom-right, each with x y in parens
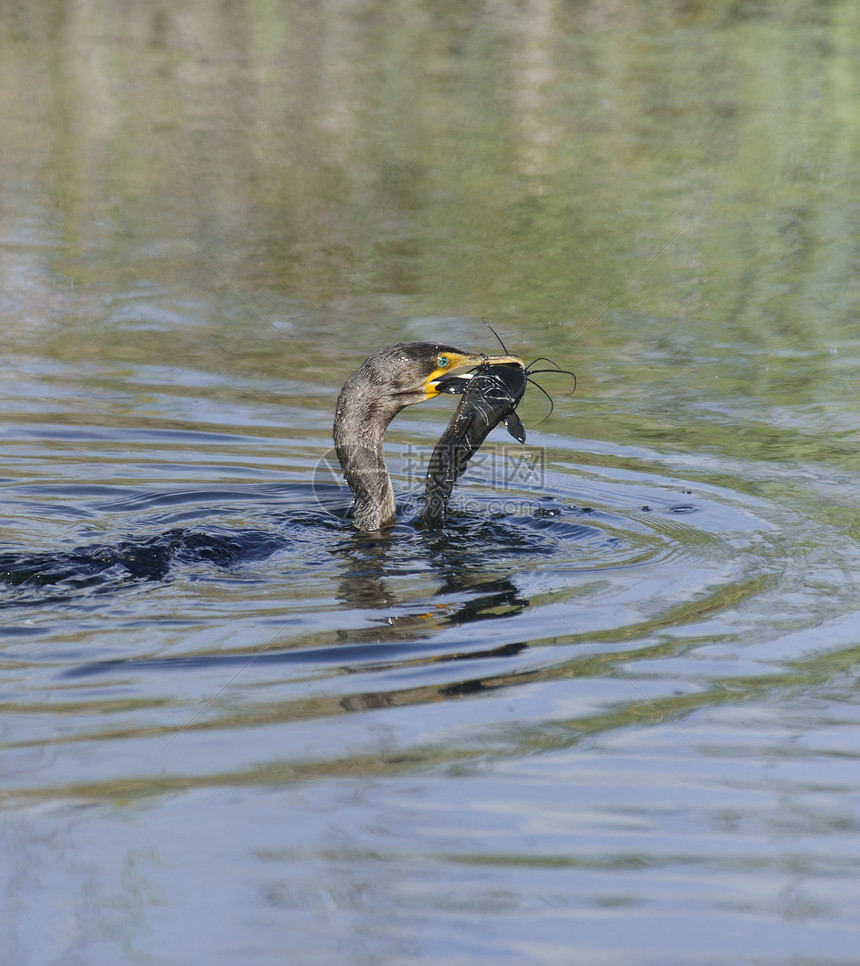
top-left (335, 529), bottom-right (529, 630)
top-left (333, 527), bottom-right (529, 710)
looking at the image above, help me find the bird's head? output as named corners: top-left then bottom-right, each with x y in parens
top-left (348, 342), bottom-right (524, 410)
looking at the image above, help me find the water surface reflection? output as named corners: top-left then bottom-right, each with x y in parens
top-left (3, 1), bottom-right (860, 963)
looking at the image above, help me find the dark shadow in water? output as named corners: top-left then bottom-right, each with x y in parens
top-left (0, 527), bottom-right (282, 590)
top-left (62, 638), bottom-right (527, 680)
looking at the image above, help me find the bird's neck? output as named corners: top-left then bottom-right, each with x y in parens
top-left (333, 389), bottom-right (399, 531)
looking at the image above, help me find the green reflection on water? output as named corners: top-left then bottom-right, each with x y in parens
top-left (1, 4), bottom-right (857, 492)
top-left (3, 1), bottom-right (858, 333)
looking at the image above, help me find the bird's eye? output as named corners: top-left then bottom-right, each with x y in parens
top-left (437, 355), bottom-right (450, 369)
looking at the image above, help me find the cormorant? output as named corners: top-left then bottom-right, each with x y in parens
top-left (333, 342), bottom-right (523, 531)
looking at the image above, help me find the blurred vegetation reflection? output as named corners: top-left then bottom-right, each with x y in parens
top-left (2, 1), bottom-right (858, 456)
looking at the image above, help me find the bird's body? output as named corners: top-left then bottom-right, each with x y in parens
top-left (333, 342), bottom-right (523, 531)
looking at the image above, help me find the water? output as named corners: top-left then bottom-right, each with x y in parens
top-left (3, 2), bottom-right (860, 963)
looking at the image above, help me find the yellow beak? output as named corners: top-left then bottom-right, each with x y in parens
top-left (424, 352), bottom-right (525, 399)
